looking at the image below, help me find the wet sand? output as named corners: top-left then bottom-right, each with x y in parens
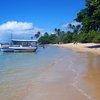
top-left (24, 53), bottom-right (100, 100)
top-left (24, 59), bottom-right (88, 100)
top-left (0, 46), bottom-right (100, 100)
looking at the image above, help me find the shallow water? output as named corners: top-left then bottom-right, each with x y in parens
top-left (0, 46), bottom-right (100, 100)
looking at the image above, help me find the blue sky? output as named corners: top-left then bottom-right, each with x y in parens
top-left (0, 0), bottom-right (85, 32)
top-left (0, 0), bottom-right (85, 43)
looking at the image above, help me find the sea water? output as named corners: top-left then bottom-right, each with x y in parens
top-left (0, 46), bottom-right (66, 83)
top-left (0, 46), bottom-right (70, 100)
top-left (0, 46), bottom-right (100, 100)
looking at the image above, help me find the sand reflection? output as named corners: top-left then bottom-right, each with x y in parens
top-left (84, 54), bottom-right (100, 100)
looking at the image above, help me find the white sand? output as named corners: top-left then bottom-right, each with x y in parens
top-left (53, 43), bottom-right (100, 55)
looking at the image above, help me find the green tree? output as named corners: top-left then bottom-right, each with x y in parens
top-left (54, 28), bottom-right (65, 42)
top-left (68, 24), bottom-right (81, 34)
top-left (49, 34), bottom-right (57, 44)
top-left (75, 0), bottom-right (100, 32)
top-left (62, 33), bottom-right (73, 43)
top-left (35, 31), bottom-right (41, 39)
top-left (44, 32), bottom-right (49, 37)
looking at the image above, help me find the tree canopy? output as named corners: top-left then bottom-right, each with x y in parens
top-left (35, 31), bottom-right (41, 38)
top-left (75, 0), bottom-right (100, 32)
top-left (38, 0), bottom-right (100, 44)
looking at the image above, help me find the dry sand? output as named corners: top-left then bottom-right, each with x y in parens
top-left (53, 43), bottom-right (100, 55)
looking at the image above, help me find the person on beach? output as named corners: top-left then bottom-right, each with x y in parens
top-left (42, 44), bottom-right (45, 48)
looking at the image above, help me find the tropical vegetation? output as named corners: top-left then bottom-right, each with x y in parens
top-left (36, 0), bottom-right (100, 44)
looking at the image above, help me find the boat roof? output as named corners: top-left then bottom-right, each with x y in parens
top-left (12, 39), bottom-right (37, 42)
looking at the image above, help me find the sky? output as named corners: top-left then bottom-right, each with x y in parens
top-left (0, 0), bottom-right (85, 43)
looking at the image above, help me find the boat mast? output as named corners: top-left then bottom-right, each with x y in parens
top-left (10, 33), bottom-right (13, 45)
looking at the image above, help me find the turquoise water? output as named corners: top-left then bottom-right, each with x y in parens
top-left (0, 46), bottom-right (100, 100)
top-left (0, 46), bottom-right (75, 100)
top-left (0, 46), bottom-right (70, 88)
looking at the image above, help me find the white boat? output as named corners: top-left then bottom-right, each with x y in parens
top-left (1, 46), bottom-right (37, 52)
top-left (1, 39), bottom-right (38, 52)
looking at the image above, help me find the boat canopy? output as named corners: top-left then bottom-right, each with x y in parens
top-left (12, 39), bottom-right (37, 42)
top-left (11, 39), bottom-right (37, 46)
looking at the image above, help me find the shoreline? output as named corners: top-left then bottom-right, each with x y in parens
top-left (52, 43), bottom-right (100, 55)
top-left (0, 45), bottom-right (100, 100)
top-left (24, 46), bottom-right (100, 100)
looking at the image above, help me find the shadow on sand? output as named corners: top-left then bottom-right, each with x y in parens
top-left (86, 45), bottom-right (100, 48)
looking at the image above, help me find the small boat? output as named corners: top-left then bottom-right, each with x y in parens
top-left (1, 46), bottom-right (37, 52)
top-left (1, 39), bottom-right (38, 52)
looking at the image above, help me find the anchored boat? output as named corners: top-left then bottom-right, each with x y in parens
top-left (1, 39), bottom-right (38, 52)
top-left (1, 46), bottom-right (37, 52)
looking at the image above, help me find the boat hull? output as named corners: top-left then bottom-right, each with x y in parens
top-left (1, 48), bottom-right (14, 52)
top-left (1, 47), bottom-right (37, 52)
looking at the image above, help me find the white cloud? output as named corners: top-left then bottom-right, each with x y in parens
top-left (0, 21), bottom-right (44, 43)
top-left (0, 21), bottom-right (32, 30)
top-left (0, 21), bottom-right (44, 34)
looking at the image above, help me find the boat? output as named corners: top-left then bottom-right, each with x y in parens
top-left (1, 39), bottom-right (38, 52)
top-left (1, 46), bottom-right (37, 52)
top-left (0, 44), bottom-right (1, 51)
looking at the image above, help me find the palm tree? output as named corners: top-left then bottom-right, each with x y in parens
top-left (68, 24), bottom-right (81, 34)
top-left (31, 36), bottom-right (33, 40)
top-left (54, 28), bottom-right (64, 43)
top-left (35, 31), bottom-right (41, 39)
top-left (68, 24), bottom-right (81, 43)
top-left (54, 28), bottom-right (61, 36)
top-left (76, 24), bottom-right (81, 33)
top-left (68, 24), bottom-right (75, 29)
top-left (44, 32), bottom-right (49, 37)
top-left (54, 28), bottom-right (57, 32)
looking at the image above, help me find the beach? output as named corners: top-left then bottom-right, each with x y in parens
top-left (53, 43), bottom-right (100, 55)
top-left (0, 46), bottom-right (100, 100)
